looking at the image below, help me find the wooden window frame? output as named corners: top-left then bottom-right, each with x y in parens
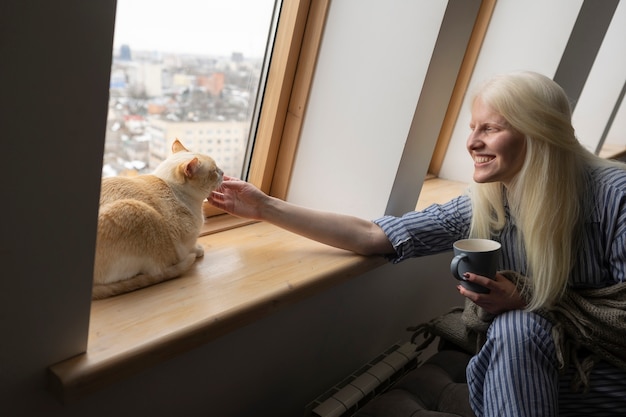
top-left (200, 0), bottom-right (330, 228)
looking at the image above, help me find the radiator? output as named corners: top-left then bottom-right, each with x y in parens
top-left (304, 342), bottom-right (420, 417)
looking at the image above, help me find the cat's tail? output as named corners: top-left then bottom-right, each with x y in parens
top-left (92, 253), bottom-right (198, 300)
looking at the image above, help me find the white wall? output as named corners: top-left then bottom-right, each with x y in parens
top-left (287, 0), bottom-right (448, 219)
top-left (572, 0), bottom-right (626, 152)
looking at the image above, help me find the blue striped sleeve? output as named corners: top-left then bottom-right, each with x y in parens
top-left (373, 195), bottom-right (472, 263)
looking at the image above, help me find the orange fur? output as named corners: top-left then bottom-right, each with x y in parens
top-left (92, 139), bottom-right (223, 299)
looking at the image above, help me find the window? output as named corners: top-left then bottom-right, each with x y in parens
top-left (104, 0), bottom-right (278, 180)
top-left (103, 0), bottom-right (330, 226)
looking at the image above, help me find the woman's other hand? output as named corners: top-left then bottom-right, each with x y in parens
top-left (457, 272), bottom-right (526, 315)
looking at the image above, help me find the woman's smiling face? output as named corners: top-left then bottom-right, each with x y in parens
top-left (467, 98), bottom-right (527, 187)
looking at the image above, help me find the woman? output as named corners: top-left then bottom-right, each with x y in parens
top-left (208, 71), bottom-right (626, 416)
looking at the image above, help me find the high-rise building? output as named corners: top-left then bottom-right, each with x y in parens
top-left (146, 118), bottom-right (249, 177)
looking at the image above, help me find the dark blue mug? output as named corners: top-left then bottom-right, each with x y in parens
top-left (450, 238), bottom-right (501, 294)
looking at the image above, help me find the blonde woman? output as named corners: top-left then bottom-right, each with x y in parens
top-left (209, 71), bottom-right (626, 416)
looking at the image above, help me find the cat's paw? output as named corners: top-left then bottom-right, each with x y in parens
top-left (194, 244), bottom-right (204, 257)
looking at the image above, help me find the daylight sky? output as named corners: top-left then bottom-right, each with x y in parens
top-left (113, 0), bottom-right (276, 57)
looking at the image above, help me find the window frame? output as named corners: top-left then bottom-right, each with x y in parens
top-left (200, 0), bottom-right (331, 223)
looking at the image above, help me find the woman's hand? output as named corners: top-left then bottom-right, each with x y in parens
top-left (457, 272), bottom-right (526, 315)
top-left (207, 176), bottom-right (269, 220)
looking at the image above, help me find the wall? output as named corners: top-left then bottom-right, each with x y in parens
top-left (43, 254), bottom-right (460, 417)
top-left (287, 0), bottom-right (448, 218)
top-left (1, 0), bottom-right (115, 415)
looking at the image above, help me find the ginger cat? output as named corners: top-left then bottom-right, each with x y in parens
top-left (92, 139), bottom-right (223, 299)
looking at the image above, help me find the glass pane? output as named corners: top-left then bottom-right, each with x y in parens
top-left (104, 0), bottom-right (277, 178)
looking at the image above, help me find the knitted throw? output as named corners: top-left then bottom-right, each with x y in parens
top-left (409, 270), bottom-right (626, 392)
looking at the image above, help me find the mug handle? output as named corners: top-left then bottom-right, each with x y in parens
top-left (450, 253), bottom-right (467, 280)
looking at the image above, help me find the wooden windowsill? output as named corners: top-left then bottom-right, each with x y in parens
top-left (416, 176), bottom-right (468, 210)
top-left (48, 177), bottom-right (465, 404)
top-left (599, 143), bottom-right (626, 161)
top-left (48, 220), bottom-right (387, 404)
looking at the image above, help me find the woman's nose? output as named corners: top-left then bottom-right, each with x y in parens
top-left (467, 131), bottom-right (481, 150)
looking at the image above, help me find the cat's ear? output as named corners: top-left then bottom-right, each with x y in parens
top-left (172, 138), bottom-right (189, 153)
top-left (183, 157), bottom-right (200, 178)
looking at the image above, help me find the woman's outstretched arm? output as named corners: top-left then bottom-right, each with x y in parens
top-left (208, 176), bottom-right (395, 256)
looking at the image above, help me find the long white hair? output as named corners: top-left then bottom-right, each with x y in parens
top-left (468, 71), bottom-right (623, 310)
